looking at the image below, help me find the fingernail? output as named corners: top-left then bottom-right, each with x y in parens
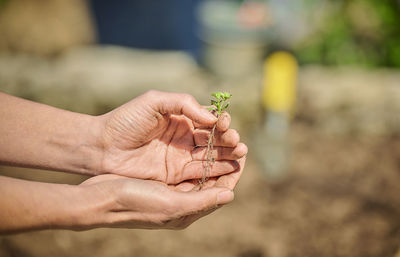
top-left (216, 190), bottom-right (234, 205)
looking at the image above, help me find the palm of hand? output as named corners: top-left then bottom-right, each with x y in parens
top-left (82, 91), bottom-right (246, 230)
top-left (80, 173), bottom-right (233, 229)
top-left (104, 115), bottom-right (194, 184)
top-left (101, 102), bottom-right (235, 185)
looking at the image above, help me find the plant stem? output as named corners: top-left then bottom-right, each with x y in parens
top-left (200, 115), bottom-right (218, 187)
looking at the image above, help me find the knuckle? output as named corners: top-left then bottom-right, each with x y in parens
top-left (181, 93), bottom-right (196, 104)
top-left (163, 197), bottom-right (182, 217)
top-left (143, 90), bottom-right (161, 98)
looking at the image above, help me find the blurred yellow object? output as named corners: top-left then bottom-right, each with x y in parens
top-left (262, 51), bottom-right (298, 114)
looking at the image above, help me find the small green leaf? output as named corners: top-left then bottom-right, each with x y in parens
top-left (213, 92), bottom-right (222, 99)
top-left (207, 107), bottom-right (216, 111)
top-left (223, 92), bottom-right (232, 99)
top-left (210, 91), bottom-right (231, 115)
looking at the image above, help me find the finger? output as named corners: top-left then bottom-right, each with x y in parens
top-left (181, 160), bottom-right (239, 181)
top-left (173, 186), bottom-right (234, 217)
top-left (177, 177), bottom-right (218, 192)
top-left (192, 111), bottom-right (231, 131)
top-left (192, 143), bottom-right (248, 161)
top-left (215, 156), bottom-right (246, 190)
top-left (145, 90), bottom-right (217, 126)
top-left (173, 181), bottom-right (198, 192)
top-left (216, 112), bottom-right (231, 132)
top-left (174, 177), bottom-right (218, 192)
top-left (193, 129), bottom-right (240, 147)
top-left (194, 177), bottom-right (218, 191)
top-left (188, 153), bottom-right (246, 191)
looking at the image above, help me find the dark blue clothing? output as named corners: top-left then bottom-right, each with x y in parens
top-left (90, 0), bottom-right (203, 58)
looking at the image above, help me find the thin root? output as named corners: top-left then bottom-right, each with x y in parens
top-left (199, 121), bottom-right (217, 188)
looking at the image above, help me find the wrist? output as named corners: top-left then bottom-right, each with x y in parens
top-left (51, 113), bottom-right (106, 176)
top-left (73, 178), bottom-right (119, 230)
top-left (75, 114), bottom-right (106, 176)
top-left (0, 93), bottom-right (107, 175)
top-left (48, 183), bottom-right (111, 231)
top-left (63, 185), bottom-right (101, 230)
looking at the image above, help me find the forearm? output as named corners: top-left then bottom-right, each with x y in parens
top-left (0, 92), bottom-right (103, 175)
top-left (0, 176), bottom-right (102, 233)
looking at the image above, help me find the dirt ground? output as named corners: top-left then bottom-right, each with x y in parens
top-left (0, 120), bottom-right (399, 257)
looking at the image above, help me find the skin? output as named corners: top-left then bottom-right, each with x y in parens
top-left (99, 90), bottom-right (247, 183)
top-left (0, 90), bottom-right (247, 233)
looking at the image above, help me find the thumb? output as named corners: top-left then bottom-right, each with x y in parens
top-left (173, 187), bottom-right (234, 216)
top-left (145, 90), bottom-right (217, 126)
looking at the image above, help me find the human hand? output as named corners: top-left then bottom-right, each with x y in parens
top-left (78, 170), bottom-right (244, 230)
top-left (0, 91), bottom-right (247, 233)
top-left (0, 154), bottom-right (243, 234)
top-left (97, 90), bottom-right (247, 184)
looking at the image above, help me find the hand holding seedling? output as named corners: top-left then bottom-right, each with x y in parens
top-left (99, 90), bottom-right (247, 186)
top-left (84, 90), bottom-right (246, 229)
top-left (0, 90), bottom-right (247, 232)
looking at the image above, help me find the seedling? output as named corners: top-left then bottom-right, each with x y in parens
top-left (201, 92), bottom-right (232, 185)
top-left (208, 92), bottom-right (232, 117)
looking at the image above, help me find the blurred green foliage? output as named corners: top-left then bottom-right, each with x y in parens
top-left (0, 0), bottom-right (9, 8)
top-left (295, 0), bottom-right (400, 67)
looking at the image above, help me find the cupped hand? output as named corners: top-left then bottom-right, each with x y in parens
top-left (97, 90), bottom-right (247, 184)
top-left (78, 168), bottom-right (243, 230)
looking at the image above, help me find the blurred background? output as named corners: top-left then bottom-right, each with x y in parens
top-left (0, 0), bottom-right (399, 256)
